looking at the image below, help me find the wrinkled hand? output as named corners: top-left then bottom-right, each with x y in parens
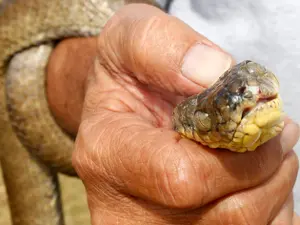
top-left (49, 3), bottom-right (300, 225)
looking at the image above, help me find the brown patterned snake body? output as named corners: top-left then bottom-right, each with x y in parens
top-left (0, 1), bottom-right (284, 225)
top-left (0, 1), bottom-right (156, 224)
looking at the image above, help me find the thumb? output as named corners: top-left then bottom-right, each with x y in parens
top-left (96, 3), bottom-right (234, 96)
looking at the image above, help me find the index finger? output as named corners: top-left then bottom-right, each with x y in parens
top-left (73, 110), bottom-right (299, 209)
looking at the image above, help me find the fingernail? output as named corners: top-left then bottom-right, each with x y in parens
top-left (280, 122), bottom-right (300, 155)
top-left (181, 43), bottom-right (232, 87)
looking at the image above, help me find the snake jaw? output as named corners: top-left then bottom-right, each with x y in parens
top-left (234, 85), bottom-right (282, 152)
top-left (232, 96), bottom-right (284, 152)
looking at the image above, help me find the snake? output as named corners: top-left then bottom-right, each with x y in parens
top-left (173, 60), bottom-right (284, 152)
top-left (0, 1), bottom-right (283, 225)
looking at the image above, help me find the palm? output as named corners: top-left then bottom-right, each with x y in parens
top-left (91, 71), bottom-right (187, 129)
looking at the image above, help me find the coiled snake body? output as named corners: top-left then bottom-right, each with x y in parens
top-left (0, 1), bottom-right (157, 224)
top-left (0, 1), bottom-right (284, 225)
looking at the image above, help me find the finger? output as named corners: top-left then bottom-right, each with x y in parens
top-left (183, 150), bottom-right (299, 225)
top-left (281, 117), bottom-right (300, 154)
top-left (96, 3), bottom-right (234, 97)
top-left (269, 193), bottom-right (294, 225)
top-left (73, 109), bottom-right (299, 209)
top-left (293, 212), bottom-right (300, 225)
top-left (75, 142), bottom-right (299, 225)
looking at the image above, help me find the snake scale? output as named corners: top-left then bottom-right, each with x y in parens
top-left (0, 1), bottom-right (284, 225)
top-left (173, 60), bottom-right (284, 152)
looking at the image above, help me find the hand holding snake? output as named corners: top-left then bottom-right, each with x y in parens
top-left (57, 4), bottom-right (299, 224)
top-left (1, 1), bottom-right (299, 225)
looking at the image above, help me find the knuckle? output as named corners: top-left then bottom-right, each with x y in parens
top-left (131, 14), bottom-right (171, 58)
top-left (222, 196), bottom-right (266, 225)
top-left (100, 6), bottom-right (170, 68)
top-left (155, 147), bottom-right (209, 208)
top-left (239, 138), bottom-right (283, 185)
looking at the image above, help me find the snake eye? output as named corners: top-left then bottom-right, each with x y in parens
top-left (238, 86), bottom-right (246, 94)
top-left (194, 111), bottom-right (211, 132)
top-left (243, 91), bottom-right (253, 99)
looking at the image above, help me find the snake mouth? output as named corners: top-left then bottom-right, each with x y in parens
top-left (242, 94), bottom-right (279, 118)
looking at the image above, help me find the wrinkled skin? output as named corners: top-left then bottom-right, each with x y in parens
top-left (46, 4), bottom-right (300, 225)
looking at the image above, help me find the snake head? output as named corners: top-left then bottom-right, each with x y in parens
top-left (172, 60), bottom-right (284, 152)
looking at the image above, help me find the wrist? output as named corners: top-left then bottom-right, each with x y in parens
top-left (46, 37), bottom-right (97, 135)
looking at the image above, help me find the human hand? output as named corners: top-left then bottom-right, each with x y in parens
top-left (47, 3), bottom-right (300, 224)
